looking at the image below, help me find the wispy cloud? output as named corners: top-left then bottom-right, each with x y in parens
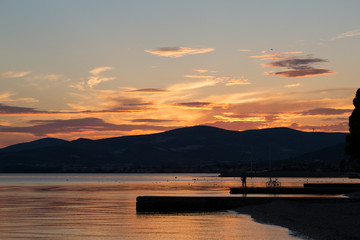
top-left (168, 79), bottom-right (219, 91)
top-left (264, 57), bottom-right (335, 78)
top-left (332, 29), bottom-right (360, 40)
top-left (89, 66), bottom-right (114, 75)
top-left (69, 81), bottom-right (86, 91)
top-left (250, 53), bottom-right (283, 60)
top-left (0, 71), bottom-right (31, 78)
top-left (298, 108), bottom-right (352, 116)
top-left (0, 92), bottom-right (14, 101)
top-left (173, 102), bottom-right (212, 109)
top-left (265, 58), bottom-right (328, 67)
top-left (284, 83), bottom-right (301, 88)
top-left (0, 103), bottom-right (44, 115)
top-left (87, 66), bottom-right (116, 88)
top-left (250, 51), bottom-right (302, 60)
top-left (184, 75), bottom-right (215, 79)
top-left (204, 92), bottom-right (265, 105)
top-left (0, 117), bottom-right (174, 136)
top-left (0, 91), bottom-right (38, 103)
top-left (88, 76), bottom-right (116, 88)
top-left (225, 78), bottom-right (250, 86)
top-left (184, 72), bottom-right (250, 87)
top-left (29, 74), bottom-right (64, 81)
top-left (193, 69), bottom-right (217, 73)
top-left (145, 46), bottom-right (214, 58)
top-left (131, 119), bottom-right (175, 123)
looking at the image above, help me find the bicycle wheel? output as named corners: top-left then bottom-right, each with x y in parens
top-left (266, 181), bottom-right (272, 188)
top-left (275, 182), bottom-right (280, 188)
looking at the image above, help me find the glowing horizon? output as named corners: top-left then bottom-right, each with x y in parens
top-left (0, 1), bottom-right (359, 147)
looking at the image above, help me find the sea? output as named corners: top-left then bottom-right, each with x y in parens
top-left (0, 173), bottom-right (356, 240)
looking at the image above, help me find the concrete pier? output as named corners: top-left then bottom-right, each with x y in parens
top-left (136, 196), bottom-right (271, 213)
top-left (229, 187), bottom-right (360, 195)
top-left (136, 196), bottom-right (356, 213)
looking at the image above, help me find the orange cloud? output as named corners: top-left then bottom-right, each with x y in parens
top-left (184, 75), bottom-right (215, 79)
top-left (87, 76), bottom-right (116, 88)
top-left (0, 91), bottom-right (38, 103)
top-left (193, 69), bottom-right (217, 73)
top-left (250, 53), bottom-right (282, 59)
top-left (168, 79), bottom-right (219, 91)
top-left (225, 78), bottom-right (250, 86)
top-left (145, 47), bottom-right (215, 58)
top-left (89, 66), bottom-right (114, 75)
top-left (131, 119), bottom-right (176, 123)
top-left (298, 108), bottom-right (352, 116)
top-left (284, 83), bottom-right (301, 88)
top-left (0, 71), bottom-right (31, 78)
top-left (250, 51), bottom-right (302, 60)
top-left (87, 66), bottom-right (116, 88)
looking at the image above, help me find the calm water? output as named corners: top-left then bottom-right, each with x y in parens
top-left (0, 174), bottom-right (357, 240)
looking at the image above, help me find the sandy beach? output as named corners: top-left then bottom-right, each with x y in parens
top-left (236, 196), bottom-right (360, 240)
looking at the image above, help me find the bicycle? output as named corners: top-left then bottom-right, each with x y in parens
top-left (266, 178), bottom-right (281, 188)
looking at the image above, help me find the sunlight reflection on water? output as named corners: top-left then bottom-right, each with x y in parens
top-left (1, 174), bottom-right (357, 239)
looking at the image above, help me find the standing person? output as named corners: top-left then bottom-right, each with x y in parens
top-left (241, 173), bottom-right (247, 188)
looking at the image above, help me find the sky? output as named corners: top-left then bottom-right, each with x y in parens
top-left (0, 0), bottom-right (359, 147)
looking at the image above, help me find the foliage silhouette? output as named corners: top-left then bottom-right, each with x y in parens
top-left (345, 88), bottom-right (360, 165)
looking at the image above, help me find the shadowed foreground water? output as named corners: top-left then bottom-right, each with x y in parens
top-left (1, 174), bottom-right (352, 239)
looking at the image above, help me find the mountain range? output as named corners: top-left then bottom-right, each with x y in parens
top-left (0, 126), bottom-right (347, 173)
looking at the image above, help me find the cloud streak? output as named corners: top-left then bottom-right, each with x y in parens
top-left (131, 119), bottom-right (175, 123)
top-left (173, 102), bottom-right (212, 109)
top-left (250, 51), bottom-right (302, 60)
top-left (285, 83), bottom-right (301, 88)
top-left (87, 66), bottom-right (116, 88)
top-left (125, 88), bottom-right (169, 93)
top-left (88, 76), bottom-right (116, 88)
top-left (0, 118), bottom-right (174, 136)
top-left (145, 47), bottom-right (214, 58)
top-left (225, 78), bottom-right (250, 86)
top-left (333, 29), bottom-right (360, 40)
top-left (89, 66), bottom-right (114, 75)
top-left (264, 57), bottom-right (335, 78)
top-left (0, 103), bottom-right (44, 115)
top-left (298, 108), bottom-right (352, 116)
top-left (0, 71), bottom-right (31, 78)
top-left (168, 79), bottom-right (219, 91)
top-left (0, 91), bottom-right (38, 103)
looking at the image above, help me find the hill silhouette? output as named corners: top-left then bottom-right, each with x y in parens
top-left (0, 126), bottom-right (347, 173)
top-left (1, 138), bottom-right (68, 153)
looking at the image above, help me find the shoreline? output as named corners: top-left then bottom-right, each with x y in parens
top-left (235, 196), bottom-right (360, 240)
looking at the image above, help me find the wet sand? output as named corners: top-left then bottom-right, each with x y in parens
top-left (236, 196), bottom-right (360, 240)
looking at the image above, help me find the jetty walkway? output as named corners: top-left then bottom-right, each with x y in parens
top-left (136, 183), bottom-right (360, 213)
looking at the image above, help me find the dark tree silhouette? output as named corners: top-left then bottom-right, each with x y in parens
top-left (345, 88), bottom-right (360, 164)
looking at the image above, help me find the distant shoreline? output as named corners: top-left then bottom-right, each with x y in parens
top-left (235, 195), bottom-right (360, 240)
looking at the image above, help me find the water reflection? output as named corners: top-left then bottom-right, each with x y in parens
top-left (1, 174), bottom-right (357, 239)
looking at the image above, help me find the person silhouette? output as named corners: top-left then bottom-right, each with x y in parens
top-left (241, 173), bottom-right (247, 188)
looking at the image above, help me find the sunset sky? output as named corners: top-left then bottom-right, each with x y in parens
top-left (1, 0), bottom-right (359, 147)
